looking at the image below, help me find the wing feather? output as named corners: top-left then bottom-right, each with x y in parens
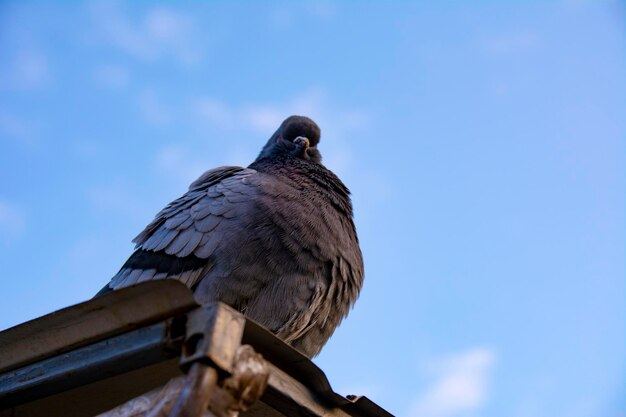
top-left (195, 215), bottom-right (221, 233)
top-left (177, 230), bottom-right (203, 258)
top-left (164, 212), bottom-right (189, 229)
top-left (104, 166), bottom-right (260, 293)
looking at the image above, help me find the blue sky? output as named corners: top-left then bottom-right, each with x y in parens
top-left (0, 1), bottom-right (624, 416)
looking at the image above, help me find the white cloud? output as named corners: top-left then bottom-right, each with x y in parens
top-left (155, 90), bottom-right (351, 190)
top-left (0, 199), bottom-right (26, 241)
top-left (154, 144), bottom-right (212, 189)
top-left (93, 64), bottom-right (130, 90)
top-left (269, 4), bottom-right (337, 27)
top-left (89, 1), bottom-right (201, 66)
top-left (408, 348), bottom-right (496, 417)
top-left (138, 89), bottom-right (172, 126)
top-left (0, 110), bottom-right (38, 146)
top-left (0, 49), bottom-right (51, 91)
top-left (63, 233), bottom-right (133, 296)
top-left (321, 146), bottom-right (354, 178)
top-left (224, 146), bottom-right (258, 168)
top-left (189, 87), bottom-right (374, 182)
top-left (269, 7), bottom-right (294, 27)
top-left (561, 0), bottom-right (595, 9)
top-left (191, 87), bottom-right (368, 138)
top-left (193, 98), bottom-right (235, 129)
top-left (71, 140), bottom-right (100, 160)
top-left (190, 89), bottom-right (292, 131)
top-left (305, 3), bottom-right (337, 20)
top-left (153, 141), bottom-right (257, 191)
top-left (86, 180), bottom-right (152, 222)
top-left (241, 105), bottom-right (286, 133)
top-left (145, 9), bottom-right (185, 40)
top-left (480, 32), bottom-right (539, 55)
top-left (153, 88), bottom-right (383, 207)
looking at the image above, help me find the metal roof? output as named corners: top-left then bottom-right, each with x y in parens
top-left (0, 281), bottom-right (393, 417)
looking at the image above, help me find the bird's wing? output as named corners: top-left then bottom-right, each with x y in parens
top-left (101, 165), bottom-right (261, 292)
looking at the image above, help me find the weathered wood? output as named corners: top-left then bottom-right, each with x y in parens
top-left (209, 345), bottom-right (269, 417)
top-left (97, 346), bottom-right (269, 417)
top-left (168, 363), bottom-right (218, 417)
top-left (96, 376), bottom-right (198, 417)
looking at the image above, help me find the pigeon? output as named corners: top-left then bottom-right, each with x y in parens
top-left (97, 115), bottom-right (364, 358)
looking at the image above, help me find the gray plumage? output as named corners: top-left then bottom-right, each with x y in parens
top-left (98, 116), bottom-right (363, 358)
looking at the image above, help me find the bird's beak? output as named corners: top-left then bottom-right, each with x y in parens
top-left (293, 136), bottom-right (310, 150)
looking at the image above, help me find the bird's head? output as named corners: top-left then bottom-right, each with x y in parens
top-left (255, 116), bottom-right (322, 163)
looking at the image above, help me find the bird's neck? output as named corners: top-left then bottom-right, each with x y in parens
top-left (249, 155), bottom-right (353, 216)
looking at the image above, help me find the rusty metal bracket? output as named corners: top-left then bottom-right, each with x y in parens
top-left (207, 345), bottom-right (269, 417)
top-left (179, 304), bottom-right (246, 373)
top-left (168, 304), bottom-right (268, 417)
